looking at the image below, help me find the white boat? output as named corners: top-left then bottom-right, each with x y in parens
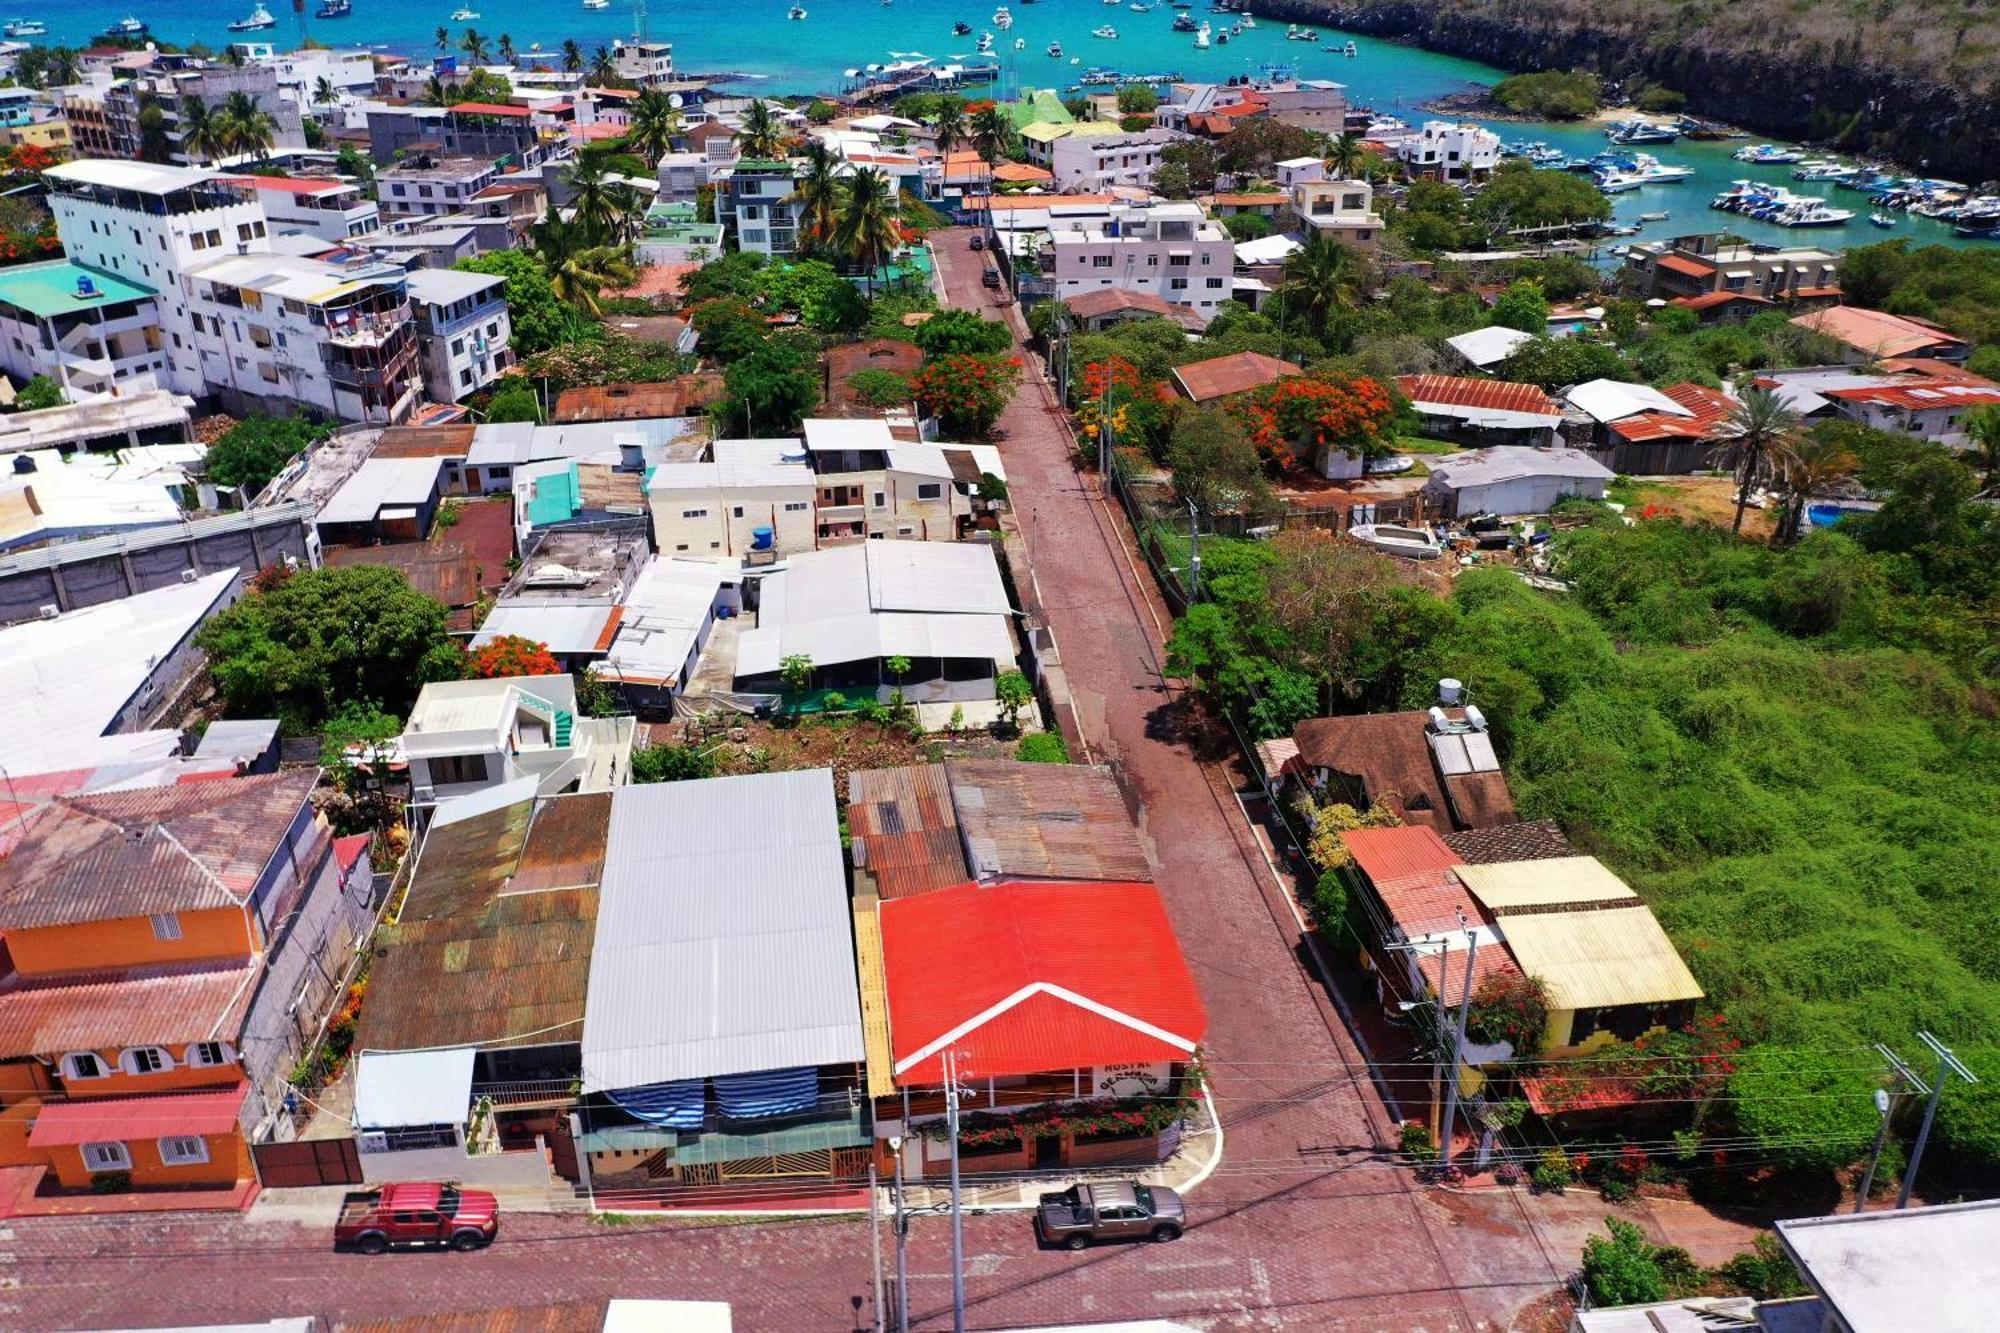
top-left (976, 31), bottom-right (993, 50)
top-left (104, 15), bottom-right (147, 35)
top-left (1047, 40), bottom-right (1062, 56)
top-left (1733, 143), bottom-right (1801, 164)
top-left (1013, 37), bottom-right (1024, 48)
top-left (1627, 153), bottom-right (1693, 183)
top-left (2, 19), bottom-right (47, 37)
top-left (449, 5), bottom-right (480, 18)
top-left (1638, 210), bottom-right (1670, 221)
top-left (1350, 524), bottom-right (1442, 560)
top-left (582, 0), bottom-right (609, 8)
top-left (1285, 23), bottom-right (1316, 40)
top-left (1869, 211), bottom-right (1898, 227)
top-left (788, 4), bottom-right (806, 16)
top-left (1341, 39), bottom-right (1357, 55)
top-left (228, 3), bottom-right (277, 30)
top-left (992, 5), bottom-right (1011, 27)
top-left (1092, 23), bottom-right (1117, 37)
top-left (1597, 172), bottom-right (1643, 193)
top-left (1238, 12), bottom-right (1253, 25)
top-left (1772, 200), bottom-right (1854, 227)
top-left (1129, 2), bottom-right (1153, 8)
top-left (1193, 20), bottom-right (1209, 46)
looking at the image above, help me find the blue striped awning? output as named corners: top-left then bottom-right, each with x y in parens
top-left (714, 1067), bottom-right (819, 1120)
top-left (606, 1078), bottom-right (706, 1129)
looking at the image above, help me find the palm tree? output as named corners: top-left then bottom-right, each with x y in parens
top-left (625, 88), bottom-right (682, 165)
top-left (561, 39), bottom-right (584, 73)
top-left (789, 138), bottom-right (842, 253)
top-left (136, 102), bottom-right (172, 164)
top-left (1965, 403), bottom-right (2000, 494)
top-left (1771, 429), bottom-right (1859, 544)
top-left (461, 29), bottom-right (490, 64)
top-left (531, 214), bottom-right (632, 314)
top-left (313, 76), bottom-right (338, 110)
top-left (970, 105), bottom-right (1008, 166)
top-left (435, 25), bottom-right (450, 54)
top-left (738, 99), bottom-right (786, 159)
top-left (1722, 385), bottom-right (1801, 535)
top-left (497, 34), bottom-right (516, 65)
top-left (933, 99), bottom-right (966, 162)
top-left (1326, 131), bottom-right (1365, 180)
top-left (219, 91), bottom-right (278, 158)
top-left (177, 96), bottom-right (227, 164)
top-left (423, 75), bottom-right (453, 108)
top-left (589, 45), bottom-right (618, 86)
top-left (834, 166), bottom-right (901, 295)
top-left (566, 159), bottom-right (642, 246)
top-left (1277, 232), bottom-right (1366, 341)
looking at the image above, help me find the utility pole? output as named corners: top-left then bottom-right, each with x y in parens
top-left (1899, 1031), bottom-right (1978, 1209)
top-left (1438, 913), bottom-right (1478, 1171)
top-left (889, 1134), bottom-right (910, 1333)
top-left (945, 1051), bottom-right (968, 1333)
top-left (1858, 1044), bottom-right (1925, 1213)
top-left (1428, 928), bottom-right (1457, 1147)
top-left (1187, 498), bottom-right (1202, 601)
top-left (868, 1160), bottom-right (885, 1333)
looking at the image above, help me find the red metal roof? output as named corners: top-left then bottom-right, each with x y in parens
top-left (1173, 352), bottom-right (1301, 403)
top-left (28, 1084), bottom-right (249, 1146)
top-left (1341, 825), bottom-right (1463, 885)
top-left (879, 880), bottom-right (1206, 1085)
top-left (1654, 253), bottom-right (1715, 279)
top-left (450, 102), bottom-right (530, 118)
top-left (221, 174), bottom-right (341, 195)
top-left (1396, 374), bottom-right (1559, 417)
top-left (1606, 382), bottom-right (1738, 444)
top-left (0, 958), bottom-right (263, 1058)
top-left (1414, 932), bottom-right (1519, 1003)
top-left (1823, 383), bottom-right (2000, 412)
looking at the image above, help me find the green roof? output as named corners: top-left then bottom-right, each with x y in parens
top-left (673, 1104), bottom-right (869, 1165)
top-left (1003, 88), bottom-right (1074, 130)
top-left (733, 158), bottom-right (796, 173)
top-left (525, 462), bottom-right (582, 528)
top-left (0, 260), bottom-right (155, 320)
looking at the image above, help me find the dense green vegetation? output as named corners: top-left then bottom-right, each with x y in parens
top-left (204, 415), bottom-right (335, 495)
top-left (1491, 69), bottom-right (1602, 119)
top-left (1839, 241), bottom-right (2000, 371)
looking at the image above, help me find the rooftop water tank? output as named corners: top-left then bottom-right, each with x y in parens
top-left (1437, 677), bottom-right (1463, 705)
top-left (750, 525), bottom-right (775, 551)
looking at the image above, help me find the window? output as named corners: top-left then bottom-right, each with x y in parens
top-left (158, 1136), bottom-right (209, 1166)
top-left (149, 913), bottom-right (182, 941)
top-left (916, 482), bottom-right (943, 500)
top-left (81, 1142), bottom-right (131, 1172)
top-left (426, 753), bottom-right (491, 786)
top-left (681, 508), bottom-right (708, 519)
top-left (459, 368), bottom-right (472, 387)
top-left (1168, 254), bottom-right (1189, 267)
top-left (450, 337), bottom-right (464, 355)
top-left (783, 501), bottom-right (809, 512)
top-left (237, 223), bottom-right (255, 243)
top-left (731, 506), bottom-right (745, 518)
top-left (1206, 277), bottom-right (1224, 289)
top-left (1146, 254), bottom-right (1159, 267)
top-left (121, 1047), bottom-right (173, 1075)
top-left (872, 491), bottom-right (886, 509)
top-left (1091, 255), bottom-right (1113, 269)
top-left (60, 1052), bottom-right (107, 1080)
top-left (1169, 278), bottom-right (1188, 291)
top-left (187, 1041), bottom-right (232, 1069)
top-left (205, 230), bottom-right (221, 248)
top-left (190, 231), bottom-right (208, 251)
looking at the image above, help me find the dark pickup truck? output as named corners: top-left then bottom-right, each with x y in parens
top-left (1035, 1181), bottom-right (1185, 1249)
top-left (335, 1182), bottom-right (499, 1254)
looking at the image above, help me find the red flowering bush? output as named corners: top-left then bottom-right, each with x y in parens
top-left (910, 352), bottom-right (1020, 437)
top-left (468, 635), bottom-right (562, 680)
top-left (1076, 356), bottom-right (1176, 459)
top-left (1232, 372), bottom-right (1396, 467)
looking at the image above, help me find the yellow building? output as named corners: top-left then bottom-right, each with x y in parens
top-left (0, 113), bottom-right (71, 159)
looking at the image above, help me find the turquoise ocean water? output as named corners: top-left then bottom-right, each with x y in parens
top-left (24, 0), bottom-right (1988, 249)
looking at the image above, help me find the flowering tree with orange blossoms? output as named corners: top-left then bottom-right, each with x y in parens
top-left (1232, 372), bottom-right (1397, 468)
top-left (1076, 356), bottom-right (1176, 459)
top-left (909, 353), bottom-right (1021, 436)
top-left (468, 635), bottom-right (562, 680)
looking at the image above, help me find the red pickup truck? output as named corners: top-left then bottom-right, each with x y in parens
top-left (335, 1182), bottom-right (499, 1254)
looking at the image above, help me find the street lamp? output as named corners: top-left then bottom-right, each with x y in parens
top-left (1855, 1087), bottom-right (1894, 1213)
top-left (887, 1134), bottom-right (909, 1333)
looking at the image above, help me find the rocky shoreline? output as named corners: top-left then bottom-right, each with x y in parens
top-left (1240, 0), bottom-right (2000, 184)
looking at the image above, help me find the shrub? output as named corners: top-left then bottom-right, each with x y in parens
top-left (1016, 732), bottom-right (1069, 763)
top-left (846, 368), bottom-right (911, 408)
top-left (468, 635), bottom-right (561, 679)
top-left (205, 414), bottom-right (334, 494)
top-left (1464, 974), bottom-right (1550, 1050)
top-left (912, 307), bottom-right (1012, 358)
top-left (1715, 1234), bottom-right (1807, 1299)
top-left (631, 742), bottom-right (717, 783)
top-left (1530, 1147), bottom-right (1572, 1194)
top-left (1491, 70), bottom-right (1601, 120)
top-left (1399, 1121), bottom-right (1438, 1162)
top-left (91, 1171), bottom-right (134, 1195)
top-left (1581, 1218), bottom-right (1666, 1306)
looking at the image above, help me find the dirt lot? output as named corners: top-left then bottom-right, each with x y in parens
top-left (1617, 476), bottom-right (1780, 540)
top-left (637, 715), bottom-right (1021, 798)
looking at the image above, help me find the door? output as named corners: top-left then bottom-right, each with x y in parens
top-left (1034, 1135), bottom-right (1062, 1170)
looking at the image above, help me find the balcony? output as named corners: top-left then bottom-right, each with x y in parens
top-left (320, 302), bottom-right (412, 348)
top-left (897, 1076), bottom-right (1082, 1119)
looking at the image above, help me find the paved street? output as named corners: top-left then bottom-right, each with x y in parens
top-left (0, 232), bottom-right (1625, 1332)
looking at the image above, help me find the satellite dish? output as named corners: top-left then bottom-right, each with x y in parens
top-left (668, 92), bottom-right (683, 107)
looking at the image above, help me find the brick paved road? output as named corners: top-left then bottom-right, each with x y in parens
top-left (1, 233), bottom-right (1578, 1333)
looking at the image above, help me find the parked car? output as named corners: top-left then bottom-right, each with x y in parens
top-left (336, 1182), bottom-right (499, 1254)
top-left (969, 233), bottom-right (985, 251)
top-left (982, 268), bottom-right (1003, 289)
top-left (1035, 1181), bottom-right (1184, 1249)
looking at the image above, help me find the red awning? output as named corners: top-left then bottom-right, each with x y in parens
top-left (28, 1086), bottom-right (249, 1147)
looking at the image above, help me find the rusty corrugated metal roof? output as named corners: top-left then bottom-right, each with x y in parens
top-left (0, 957), bottom-right (262, 1057)
top-left (944, 759), bottom-right (1152, 884)
top-left (0, 771), bottom-right (318, 930)
top-left (358, 794), bottom-right (601, 1053)
top-left (848, 764), bottom-right (970, 900)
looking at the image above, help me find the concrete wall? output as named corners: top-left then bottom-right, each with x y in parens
top-left (360, 1141), bottom-right (557, 1189)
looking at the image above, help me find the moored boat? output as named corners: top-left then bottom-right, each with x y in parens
top-left (2, 17), bottom-right (46, 36)
top-left (1350, 524), bottom-right (1442, 560)
top-left (229, 2), bottom-right (277, 30)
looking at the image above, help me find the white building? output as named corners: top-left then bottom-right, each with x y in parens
top-left (648, 438), bottom-right (819, 559)
top-left (404, 268), bottom-right (512, 404)
top-left (1047, 128), bottom-right (1178, 192)
top-left (222, 174), bottom-right (381, 244)
top-left (1291, 178), bottom-right (1382, 251)
top-left (1048, 200), bottom-right (1235, 319)
top-left (0, 259), bottom-right (169, 403)
top-left (799, 417), bottom-right (971, 545)
top-left (1397, 121), bottom-right (1501, 182)
top-left (377, 155), bottom-right (502, 220)
top-left (401, 674), bottom-right (636, 802)
top-left (1261, 79), bottom-right (1350, 134)
top-left (610, 40), bottom-right (676, 88)
top-left (1274, 156), bottom-right (1325, 189)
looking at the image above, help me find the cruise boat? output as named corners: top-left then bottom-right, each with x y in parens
top-left (2, 18), bottom-right (46, 36)
top-left (316, 0), bottom-right (353, 16)
top-left (1733, 143), bottom-right (1801, 164)
top-left (1192, 20), bottom-right (1209, 46)
top-left (102, 15), bottom-right (147, 36)
top-left (229, 3), bottom-right (277, 29)
top-left (1092, 24), bottom-right (1117, 37)
top-left (992, 5), bottom-right (1011, 28)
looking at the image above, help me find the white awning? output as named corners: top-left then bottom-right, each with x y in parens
top-left (354, 1047), bottom-right (477, 1129)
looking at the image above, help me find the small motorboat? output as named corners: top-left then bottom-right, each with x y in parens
top-left (1047, 40), bottom-right (1063, 56)
top-left (788, 4), bottom-right (806, 17)
top-left (1192, 20), bottom-right (1209, 47)
top-left (1013, 37), bottom-right (1024, 48)
top-left (1170, 12), bottom-right (1195, 29)
top-left (228, 4), bottom-right (277, 30)
top-left (953, 19), bottom-right (972, 32)
top-left (316, 0), bottom-right (353, 16)
top-left (1215, 29), bottom-right (1227, 43)
top-left (1092, 24), bottom-right (1117, 37)
top-left (1638, 210), bottom-right (1670, 221)
top-left (1341, 39), bottom-right (1358, 56)
top-left (1869, 211), bottom-right (1898, 227)
top-left (976, 31), bottom-right (993, 50)
top-left (1238, 12), bottom-right (1253, 25)
top-left (1285, 23), bottom-right (1317, 40)
top-left (448, 5), bottom-right (479, 18)
top-left (1350, 524), bottom-right (1442, 560)
top-left (3, 18), bottom-right (47, 36)
top-left (992, 5), bottom-right (1011, 27)
top-left (103, 15), bottom-right (147, 36)
top-left (1129, 1), bottom-right (1152, 8)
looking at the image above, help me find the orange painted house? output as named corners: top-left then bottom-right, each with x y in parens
top-left (0, 771), bottom-right (376, 1197)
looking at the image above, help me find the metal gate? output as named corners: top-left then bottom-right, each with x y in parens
top-left (253, 1136), bottom-right (364, 1188)
top-left (548, 1117), bottom-right (580, 1183)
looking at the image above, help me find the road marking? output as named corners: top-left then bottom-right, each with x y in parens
top-left (1156, 1287), bottom-right (1248, 1303)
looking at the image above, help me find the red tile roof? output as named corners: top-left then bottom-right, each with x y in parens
top-left (221, 174), bottom-right (343, 195)
top-left (1673, 291), bottom-right (1771, 312)
top-left (990, 161), bottom-right (1053, 183)
top-left (1521, 1072), bottom-right (1642, 1116)
top-left (1606, 382), bottom-right (1739, 444)
top-left (0, 958), bottom-right (263, 1058)
top-left (1822, 382), bottom-right (2000, 412)
top-left (1341, 825), bottom-right (1463, 885)
top-left (1414, 930), bottom-right (1519, 1002)
top-left (879, 880), bottom-right (1206, 1084)
top-left (1654, 253), bottom-right (1715, 280)
top-left (1173, 351), bottom-right (1301, 402)
top-left (1396, 374), bottom-right (1560, 417)
top-left (1064, 287), bottom-right (1205, 329)
top-left (450, 102), bottom-right (530, 118)
top-left (28, 1085), bottom-right (250, 1147)
top-left (1792, 305), bottom-right (1967, 359)
top-left (1878, 358), bottom-right (1997, 384)
top-left (1204, 191), bottom-right (1289, 207)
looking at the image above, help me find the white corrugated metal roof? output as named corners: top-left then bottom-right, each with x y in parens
top-left (647, 438), bottom-right (812, 493)
top-left (469, 600), bottom-right (618, 655)
top-left (317, 456), bottom-right (444, 526)
top-left (581, 769), bottom-right (864, 1091)
top-left (865, 541), bottom-right (1011, 615)
top-left (801, 417), bottom-right (896, 452)
top-left (600, 558), bottom-right (725, 686)
top-left (1428, 447), bottom-right (1614, 488)
top-left (353, 1046), bottom-right (477, 1128)
top-left (736, 609), bottom-right (1014, 677)
top-left (1565, 379), bottom-right (1693, 424)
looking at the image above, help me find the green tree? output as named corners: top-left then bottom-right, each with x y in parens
top-left (1581, 1219), bottom-right (1668, 1307)
top-left (689, 298), bottom-right (769, 363)
top-left (178, 97), bottom-right (227, 164)
top-left (994, 668), bottom-right (1033, 732)
top-left (1168, 405), bottom-right (1270, 516)
top-left (683, 250), bottom-right (769, 304)
top-left (1964, 403), bottom-right (2000, 493)
top-left (624, 88), bottom-right (683, 165)
top-left (1325, 130), bottom-right (1366, 179)
top-left (496, 34), bottom-right (516, 65)
top-left (197, 565), bottom-right (462, 730)
top-left (833, 166), bottom-right (902, 294)
top-left (931, 99), bottom-right (966, 165)
top-left (483, 378), bottom-right (543, 423)
top-left (1116, 84), bottom-right (1160, 115)
top-left (1223, 212), bottom-right (1271, 242)
top-left (204, 414), bottom-right (333, 493)
top-left (631, 742), bottom-right (718, 783)
top-left (1158, 139), bottom-right (1219, 193)
top-left (779, 653), bottom-right (815, 692)
top-left (1723, 385), bottom-right (1802, 535)
top-left (455, 250), bottom-right (598, 355)
top-left (561, 39), bottom-right (583, 73)
top-left (1469, 161), bottom-right (1611, 237)
top-left (460, 28), bottom-right (490, 64)
top-left (737, 99), bottom-right (786, 159)
top-left (912, 308), bottom-right (1011, 358)
top-left (1729, 1047), bottom-right (1884, 1173)
top-left (971, 104), bottom-right (1010, 167)
top-left (1497, 336), bottom-right (1631, 391)
top-left (11, 375), bottom-right (63, 412)
top-left (1491, 69), bottom-right (1602, 119)
top-left (789, 139), bottom-right (843, 252)
top-left (722, 335), bottom-right (821, 434)
top-left (1278, 233), bottom-right (1368, 342)
top-left (218, 91), bottom-right (277, 157)
top-left (1489, 281), bottom-right (1551, 334)
top-left (565, 159), bottom-right (643, 247)
top-left (529, 212), bottom-right (634, 314)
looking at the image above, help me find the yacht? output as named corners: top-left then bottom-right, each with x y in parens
top-left (1192, 20), bottom-right (1209, 46)
top-left (1733, 143), bottom-right (1801, 164)
top-left (229, 5), bottom-right (278, 30)
top-left (1627, 152), bottom-right (1693, 183)
top-left (2, 18), bottom-right (46, 36)
top-left (1092, 23), bottom-right (1117, 37)
top-left (1637, 210), bottom-right (1670, 221)
top-left (1772, 199), bottom-right (1853, 227)
top-left (1793, 160), bottom-right (1857, 182)
top-left (1596, 171), bottom-right (1643, 194)
top-left (992, 5), bottom-right (1011, 27)
top-left (1047, 39), bottom-right (1062, 56)
top-left (1606, 118), bottom-right (1677, 144)
top-left (975, 30), bottom-right (993, 50)
top-left (1285, 23), bottom-right (1316, 40)
top-left (316, 0), bottom-right (353, 15)
top-left (788, 4), bottom-right (806, 17)
top-left (1215, 28), bottom-right (1227, 43)
top-left (448, 5), bottom-right (479, 18)
top-left (102, 15), bottom-right (147, 36)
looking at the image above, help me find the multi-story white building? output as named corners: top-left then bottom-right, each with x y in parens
top-left (404, 268), bottom-right (512, 404)
top-left (1046, 128), bottom-right (1178, 191)
top-left (0, 260), bottom-right (169, 403)
top-left (1048, 200), bottom-right (1235, 319)
top-left (1397, 121), bottom-right (1501, 182)
top-left (222, 174), bottom-right (381, 244)
top-left (649, 438), bottom-right (819, 558)
top-left (611, 40), bottom-right (676, 89)
top-left (800, 417), bottom-right (970, 544)
top-left (1291, 178), bottom-right (1383, 252)
top-left (377, 153), bottom-right (502, 219)
top-left (716, 158), bottom-right (802, 257)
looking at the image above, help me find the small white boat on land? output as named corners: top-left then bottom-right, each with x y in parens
top-left (1350, 523), bottom-right (1442, 560)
